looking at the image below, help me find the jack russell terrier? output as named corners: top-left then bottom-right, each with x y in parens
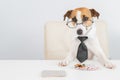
top-left (59, 7), bottom-right (114, 69)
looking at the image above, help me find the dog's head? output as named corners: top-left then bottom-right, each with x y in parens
top-left (64, 7), bottom-right (100, 28)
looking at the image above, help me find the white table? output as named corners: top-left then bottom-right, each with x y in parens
top-left (0, 60), bottom-right (120, 80)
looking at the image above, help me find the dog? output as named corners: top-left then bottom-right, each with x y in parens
top-left (59, 7), bottom-right (114, 69)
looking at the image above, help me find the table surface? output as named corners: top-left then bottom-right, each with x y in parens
top-left (0, 60), bottom-right (120, 80)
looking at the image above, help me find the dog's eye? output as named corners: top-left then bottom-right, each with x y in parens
top-left (72, 17), bottom-right (77, 22)
top-left (82, 15), bottom-right (88, 22)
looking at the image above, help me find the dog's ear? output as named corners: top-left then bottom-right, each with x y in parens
top-left (63, 10), bottom-right (73, 21)
top-left (89, 9), bottom-right (100, 19)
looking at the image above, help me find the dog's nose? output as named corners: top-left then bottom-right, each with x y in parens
top-left (77, 29), bottom-right (83, 35)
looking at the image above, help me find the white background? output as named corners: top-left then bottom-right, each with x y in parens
top-left (0, 0), bottom-right (120, 59)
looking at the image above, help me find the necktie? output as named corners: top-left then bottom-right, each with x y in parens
top-left (77, 36), bottom-right (88, 63)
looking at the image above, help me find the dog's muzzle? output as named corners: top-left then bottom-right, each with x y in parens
top-left (77, 29), bottom-right (83, 35)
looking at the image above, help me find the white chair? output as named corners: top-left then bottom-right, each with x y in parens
top-left (44, 20), bottom-right (109, 60)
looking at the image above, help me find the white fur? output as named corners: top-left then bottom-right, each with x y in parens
top-left (76, 11), bottom-right (82, 23)
top-left (59, 23), bottom-right (114, 69)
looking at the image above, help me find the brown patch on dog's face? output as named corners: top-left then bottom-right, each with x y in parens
top-left (89, 9), bottom-right (100, 19)
top-left (71, 7), bottom-right (92, 21)
top-left (69, 7), bottom-right (93, 27)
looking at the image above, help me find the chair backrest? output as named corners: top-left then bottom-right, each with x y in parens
top-left (44, 20), bottom-right (109, 60)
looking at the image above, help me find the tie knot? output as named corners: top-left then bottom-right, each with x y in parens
top-left (77, 36), bottom-right (88, 42)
